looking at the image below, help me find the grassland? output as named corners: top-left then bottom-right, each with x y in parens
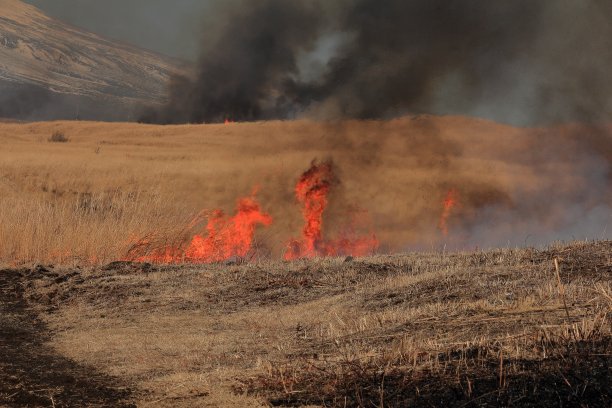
top-left (1, 117), bottom-right (610, 267)
top-left (1, 240), bottom-right (610, 406)
top-left (0, 118), bottom-right (610, 406)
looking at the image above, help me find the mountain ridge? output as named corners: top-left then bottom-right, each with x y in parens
top-left (0, 0), bottom-right (180, 120)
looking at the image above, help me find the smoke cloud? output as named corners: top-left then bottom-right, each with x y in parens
top-left (141, 0), bottom-right (612, 249)
top-left (25, 0), bottom-right (208, 60)
top-left (143, 0), bottom-right (612, 126)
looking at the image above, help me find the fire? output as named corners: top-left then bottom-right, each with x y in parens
top-left (130, 193), bottom-right (272, 264)
top-left (285, 161), bottom-right (378, 259)
top-left (185, 196), bottom-right (272, 262)
top-left (285, 161), bottom-right (334, 258)
top-left (127, 161), bottom-right (379, 264)
top-left (439, 189), bottom-right (459, 236)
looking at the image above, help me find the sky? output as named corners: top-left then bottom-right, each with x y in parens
top-left (24, 0), bottom-right (209, 60)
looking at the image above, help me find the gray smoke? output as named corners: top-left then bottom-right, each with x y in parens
top-left (25, 0), bottom-right (207, 60)
top-left (142, 0), bottom-right (612, 126)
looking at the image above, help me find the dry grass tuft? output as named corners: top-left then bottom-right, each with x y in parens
top-left (48, 130), bottom-right (70, 143)
top-left (247, 317), bottom-right (610, 407)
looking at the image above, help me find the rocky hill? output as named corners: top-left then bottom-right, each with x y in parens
top-left (0, 0), bottom-right (180, 121)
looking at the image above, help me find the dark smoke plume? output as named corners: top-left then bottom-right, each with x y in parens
top-left (140, 0), bottom-right (324, 124)
top-left (143, 0), bottom-right (612, 126)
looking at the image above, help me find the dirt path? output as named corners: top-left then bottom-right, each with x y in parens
top-left (0, 268), bottom-right (134, 407)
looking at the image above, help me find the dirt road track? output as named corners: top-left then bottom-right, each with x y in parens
top-left (0, 268), bottom-right (134, 408)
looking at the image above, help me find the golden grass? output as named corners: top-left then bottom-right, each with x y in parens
top-left (1, 116), bottom-right (608, 266)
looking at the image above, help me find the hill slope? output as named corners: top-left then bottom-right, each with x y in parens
top-left (0, 0), bottom-right (179, 120)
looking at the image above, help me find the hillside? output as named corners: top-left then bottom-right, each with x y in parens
top-left (0, 0), bottom-right (180, 120)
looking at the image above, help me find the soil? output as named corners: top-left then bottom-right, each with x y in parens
top-left (0, 267), bottom-right (134, 407)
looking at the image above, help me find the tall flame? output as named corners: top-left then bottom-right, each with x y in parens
top-left (285, 161), bottom-right (378, 259)
top-left (285, 161), bottom-right (334, 258)
top-left (439, 189), bottom-right (459, 236)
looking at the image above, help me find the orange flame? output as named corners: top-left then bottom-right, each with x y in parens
top-left (285, 161), bottom-right (334, 258)
top-left (439, 189), bottom-right (459, 236)
top-left (130, 194), bottom-right (272, 264)
top-left (127, 161), bottom-right (379, 264)
top-left (185, 196), bottom-right (272, 262)
top-left (285, 161), bottom-right (378, 259)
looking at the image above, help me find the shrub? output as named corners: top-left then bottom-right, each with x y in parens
top-left (48, 131), bottom-right (69, 143)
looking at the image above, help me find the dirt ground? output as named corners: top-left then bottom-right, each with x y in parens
top-left (0, 268), bottom-right (133, 407)
top-left (0, 240), bottom-right (610, 407)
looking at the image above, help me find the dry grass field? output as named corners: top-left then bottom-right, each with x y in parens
top-left (0, 241), bottom-right (610, 406)
top-left (0, 118), bottom-right (610, 406)
top-left (0, 117), bottom-right (610, 266)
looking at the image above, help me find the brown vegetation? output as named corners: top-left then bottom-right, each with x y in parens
top-left (0, 117), bottom-right (609, 266)
top-left (1, 240), bottom-right (609, 406)
top-left (48, 131), bottom-right (69, 143)
top-left (0, 117), bottom-right (609, 406)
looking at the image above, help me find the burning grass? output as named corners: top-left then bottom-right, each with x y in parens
top-left (0, 117), bottom-right (609, 267)
top-left (126, 192), bottom-right (273, 264)
top-left (126, 161), bottom-right (377, 265)
top-left (284, 160), bottom-right (378, 260)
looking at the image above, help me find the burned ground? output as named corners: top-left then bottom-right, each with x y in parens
top-left (0, 241), bottom-right (609, 407)
top-left (0, 267), bottom-right (133, 407)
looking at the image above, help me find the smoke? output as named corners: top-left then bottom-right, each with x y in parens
top-left (297, 118), bottom-right (612, 250)
top-left (139, 0), bottom-right (611, 250)
top-left (25, 0), bottom-right (208, 60)
top-left (141, 0), bottom-right (325, 124)
top-left (0, 82), bottom-right (51, 119)
top-left (143, 0), bottom-right (612, 126)
top-left (0, 81), bottom-right (141, 122)
top-left (452, 123), bottom-right (612, 248)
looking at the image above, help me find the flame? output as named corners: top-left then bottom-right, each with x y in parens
top-left (286, 161), bottom-right (334, 258)
top-left (439, 189), bottom-right (459, 236)
top-left (285, 161), bottom-right (378, 259)
top-left (127, 161), bottom-right (379, 264)
top-left (130, 193), bottom-right (272, 264)
top-left (185, 196), bottom-right (272, 262)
